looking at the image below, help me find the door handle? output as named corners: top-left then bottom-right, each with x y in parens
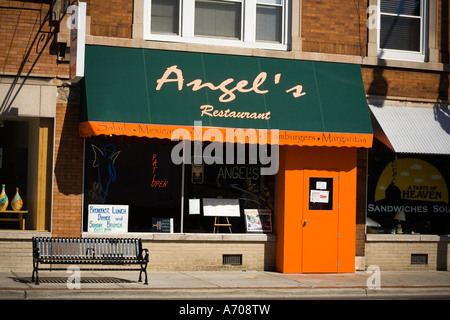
top-left (303, 220), bottom-right (308, 227)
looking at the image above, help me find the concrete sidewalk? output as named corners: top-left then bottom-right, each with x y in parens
top-left (1, 269), bottom-right (450, 300)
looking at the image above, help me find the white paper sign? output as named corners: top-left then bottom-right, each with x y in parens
top-left (88, 204), bottom-right (128, 233)
top-left (316, 181), bottom-right (327, 190)
top-left (189, 199), bottom-right (200, 215)
top-left (310, 190), bottom-right (329, 203)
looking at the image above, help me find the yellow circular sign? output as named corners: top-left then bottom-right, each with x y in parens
top-left (375, 158), bottom-right (448, 204)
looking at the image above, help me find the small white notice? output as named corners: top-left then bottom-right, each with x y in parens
top-left (316, 181), bottom-right (327, 190)
top-left (189, 199), bottom-right (201, 215)
top-left (88, 204), bottom-right (128, 233)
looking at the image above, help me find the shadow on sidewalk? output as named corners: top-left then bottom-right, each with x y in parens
top-left (11, 276), bottom-right (135, 285)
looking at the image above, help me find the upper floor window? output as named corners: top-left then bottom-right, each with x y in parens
top-left (150, 0), bottom-right (180, 35)
top-left (144, 0), bottom-right (289, 50)
top-left (378, 0), bottom-right (427, 62)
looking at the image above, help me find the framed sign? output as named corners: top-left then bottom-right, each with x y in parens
top-left (245, 209), bottom-right (272, 233)
top-left (203, 198), bottom-right (240, 217)
top-left (88, 204), bottom-right (128, 233)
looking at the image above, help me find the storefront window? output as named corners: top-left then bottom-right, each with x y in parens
top-left (0, 118), bottom-right (53, 231)
top-left (83, 137), bottom-right (182, 232)
top-left (183, 142), bottom-right (275, 233)
top-left (367, 140), bottom-right (450, 235)
top-left (82, 137), bottom-right (275, 234)
top-left (0, 121), bottom-right (28, 229)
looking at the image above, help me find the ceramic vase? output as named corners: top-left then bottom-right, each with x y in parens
top-left (0, 184), bottom-right (8, 211)
top-left (11, 187), bottom-right (23, 211)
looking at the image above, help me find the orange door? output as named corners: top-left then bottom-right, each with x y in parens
top-left (301, 170), bottom-right (339, 273)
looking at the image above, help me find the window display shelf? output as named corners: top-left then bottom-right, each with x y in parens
top-left (0, 210), bottom-right (28, 230)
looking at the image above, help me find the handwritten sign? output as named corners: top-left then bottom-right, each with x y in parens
top-left (88, 204), bottom-right (128, 233)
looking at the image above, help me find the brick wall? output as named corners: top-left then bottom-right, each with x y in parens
top-left (363, 66), bottom-right (450, 101)
top-left (86, 0), bottom-right (133, 38)
top-left (52, 100), bottom-right (84, 237)
top-left (147, 239), bottom-right (276, 271)
top-left (0, 235), bottom-right (35, 272)
top-left (0, 240), bottom-right (31, 272)
top-left (301, 0), bottom-right (368, 56)
top-left (365, 236), bottom-right (450, 271)
top-left (0, 0), bottom-right (67, 77)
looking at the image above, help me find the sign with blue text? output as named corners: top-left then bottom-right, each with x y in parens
top-left (88, 204), bottom-right (129, 233)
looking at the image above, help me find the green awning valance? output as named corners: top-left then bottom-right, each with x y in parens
top-left (80, 45), bottom-right (372, 148)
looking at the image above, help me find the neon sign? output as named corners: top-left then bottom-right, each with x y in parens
top-left (151, 153), bottom-right (169, 188)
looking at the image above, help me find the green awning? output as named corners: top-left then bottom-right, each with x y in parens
top-left (80, 45), bottom-right (373, 148)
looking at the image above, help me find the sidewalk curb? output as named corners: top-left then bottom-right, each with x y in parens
top-left (1, 286), bottom-right (450, 300)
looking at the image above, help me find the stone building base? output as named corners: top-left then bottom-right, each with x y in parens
top-left (0, 233), bottom-right (276, 272)
top-left (365, 235), bottom-right (450, 271)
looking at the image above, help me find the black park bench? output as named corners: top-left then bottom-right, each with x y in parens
top-left (32, 237), bottom-right (149, 285)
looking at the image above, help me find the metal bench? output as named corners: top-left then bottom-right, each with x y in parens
top-left (32, 237), bottom-right (149, 285)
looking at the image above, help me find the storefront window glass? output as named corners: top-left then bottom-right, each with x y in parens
top-left (183, 142), bottom-right (275, 233)
top-left (367, 140), bottom-right (450, 235)
top-left (83, 137), bottom-right (182, 232)
top-left (82, 138), bottom-right (275, 234)
top-left (0, 121), bottom-right (28, 229)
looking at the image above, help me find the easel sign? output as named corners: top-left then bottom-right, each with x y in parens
top-left (203, 198), bottom-right (240, 217)
top-left (203, 198), bottom-right (240, 233)
top-left (245, 209), bottom-right (273, 233)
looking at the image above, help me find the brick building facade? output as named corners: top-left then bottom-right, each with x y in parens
top-left (1, 0), bottom-right (449, 272)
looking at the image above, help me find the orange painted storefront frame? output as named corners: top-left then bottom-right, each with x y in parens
top-left (276, 145), bottom-right (357, 273)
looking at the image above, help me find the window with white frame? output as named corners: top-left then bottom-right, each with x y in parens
top-left (143, 0), bottom-right (289, 50)
top-left (378, 0), bottom-right (427, 62)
